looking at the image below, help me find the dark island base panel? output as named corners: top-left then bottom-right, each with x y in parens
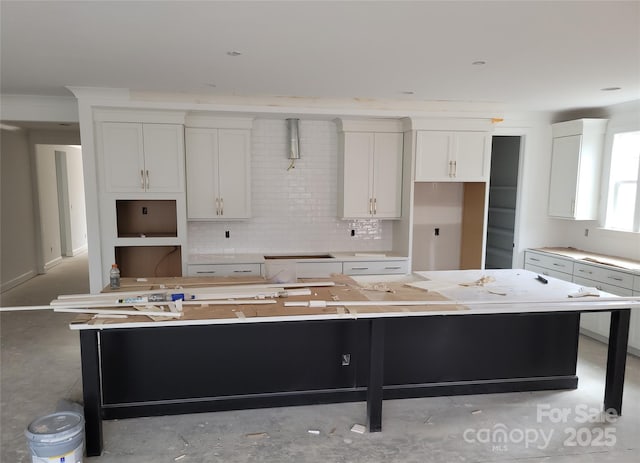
top-left (98, 313), bottom-right (580, 419)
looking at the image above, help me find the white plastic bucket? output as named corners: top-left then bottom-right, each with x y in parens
top-left (25, 411), bottom-right (84, 463)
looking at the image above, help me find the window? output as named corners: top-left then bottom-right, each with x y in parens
top-left (605, 130), bottom-right (640, 231)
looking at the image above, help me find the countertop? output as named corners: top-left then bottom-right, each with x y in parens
top-left (69, 270), bottom-right (639, 331)
top-left (532, 247), bottom-right (640, 272)
top-left (188, 252), bottom-right (408, 265)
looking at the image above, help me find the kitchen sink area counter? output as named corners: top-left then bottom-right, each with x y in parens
top-left (188, 252), bottom-right (410, 278)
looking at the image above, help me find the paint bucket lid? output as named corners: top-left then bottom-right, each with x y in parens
top-left (25, 411), bottom-right (84, 443)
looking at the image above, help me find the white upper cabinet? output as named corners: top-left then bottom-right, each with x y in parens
top-left (337, 121), bottom-right (403, 219)
top-left (100, 122), bottom-right (185, 193)
top-left (415, 131), bottom-right (489, 182)
top-left (548, 119), bottom-right (608, 220)
top-left (185, 127), bottom-right (251, 220)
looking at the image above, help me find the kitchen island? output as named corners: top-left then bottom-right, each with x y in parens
top-left (71, 270), bottom-right (636, 456)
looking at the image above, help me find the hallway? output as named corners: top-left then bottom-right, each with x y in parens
top-left (0, 252), bottom-right (90, 307)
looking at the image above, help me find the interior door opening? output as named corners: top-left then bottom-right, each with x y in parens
top-left (485, 136), bottom-right (521, 269)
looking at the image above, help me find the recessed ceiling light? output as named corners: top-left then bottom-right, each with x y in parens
top-left (600, 87), bottom-right (621, 91)
top-left (472, 60), bottom-right (486, 66)
top-left (401, 91), bottom-right (415, 95)
top-left (227, 51), bottom-right (242, 57)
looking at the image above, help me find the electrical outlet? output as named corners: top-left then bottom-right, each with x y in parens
top-left (225, 231), bottom-right (230, 238)
top-left (434, 228), bottom-right (440, 237)
top-left (142, 207), bottom-right (148, 215)
top-left (350, 229), bottom-right (355, 237)
top-left (341, 354), bottom-right (351, 366)
top-left (584, 228), bottom-right (589, 237)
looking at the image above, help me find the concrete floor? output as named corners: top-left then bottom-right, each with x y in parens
top-left (2, 254), bottom-right (640, 462)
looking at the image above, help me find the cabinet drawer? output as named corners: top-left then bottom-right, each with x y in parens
top-left (573, 262), bottom-right (634, 290)
top-left (524, 252), bottom-right (574, 275)
top-left (296, 262), bottom-right (343, 278)
top-left (524, 263), bottom-right (573, 282)
top-left (572, 275), bottom-right (633, 297)
top-left (343, 260), bottom-right (408, 275)
top-left (187, 263), bottom-right (261, 277)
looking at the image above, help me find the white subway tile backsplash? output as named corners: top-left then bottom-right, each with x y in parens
top-left (188, 119), bottom-right (392, 255)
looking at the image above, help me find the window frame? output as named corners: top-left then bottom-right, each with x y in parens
top-left (601, 125), bottom-right (640, 233)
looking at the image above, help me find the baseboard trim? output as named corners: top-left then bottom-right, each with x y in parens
top-left (44, 256), bottom-right (63, 271)
top-left (0, 269), bottom-right (36, 293)
top-left (69, 245), bottom-right (88, 257)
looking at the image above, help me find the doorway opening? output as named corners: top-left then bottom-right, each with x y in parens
top-left (35, 144), bottom-right (87, 272)
top-left (485, 136), bottom-right (521, 269)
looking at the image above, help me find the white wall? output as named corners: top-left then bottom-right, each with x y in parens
top-left (188, 119), bottom-right (393, 255)
top-left (546, 100), bottom-right (640, 260)
top-left (35, 145), bottom-right (63, 269)
top-left (411, 182), bottom-right (464, 270)
top-left (64, 146), bottom-right (88, 255)
top-left (33, 144), bottom-right (88, 266)
top-left (0, 128), bottom-right (38, 291)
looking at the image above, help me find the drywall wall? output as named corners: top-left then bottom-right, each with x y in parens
top-left (188, 119), bottom-right (393, 254)
top-left (63, 146), bottom-right (88, 255)
top-left (35, 145), bottom-right (62, 269)
top-left (0, 128), bottom-right (38, 292)
top-left (547, 100), bottom-right (640, 260)
top-left (411, 182), bottom-right (464, 271)
top-left (34, 144), bottom-right (87, 265)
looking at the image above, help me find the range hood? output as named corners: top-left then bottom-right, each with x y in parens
top-left (286, 118), bottom-right (300, 160)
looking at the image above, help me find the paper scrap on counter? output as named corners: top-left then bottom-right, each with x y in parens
top-left (569, 287), bottom-right (600, 298)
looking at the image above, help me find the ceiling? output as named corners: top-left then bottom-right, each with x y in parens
top-left (1, 1), bottom-right (639, 113)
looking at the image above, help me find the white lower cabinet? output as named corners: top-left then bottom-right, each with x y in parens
top-left (187, 263), bottom-right (261, 277)
top-left (523, 250), bottom-right (573, 281)
top-left (295, 262), bottom-right (344, 278)
top-left (525, 249), bottom-right (639, 355)
top-left (343, 260), bottom-right (408, 276)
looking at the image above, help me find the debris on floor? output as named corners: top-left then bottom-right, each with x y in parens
top-left (471, 409), bottom-right (482, 415)
top-left (350, 424), bottom-right (366, 434)
top-left (245, 432), bottom-right (269, 439)
top-left (424, 415), bottom-right (433, 425)
top-left (174, 455), bottom-right (186, 461)
top-left (308, 429), bottom-right (320, 435)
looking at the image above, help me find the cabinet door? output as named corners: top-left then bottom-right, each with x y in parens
top-left (101, 122), bottom-right (145, 193)
top-left (142, 124), bottom-right (185, 193)
top-left (454, 132), bottom-right (488, 181)
top-left (415, 131), bottom-right (451, 181)
top-left (185, 128), bottom-right (219, 219)
top-left (342, 132), bottom-right (374, 218)
top-left (218, 129), bottom-right (251, 219)
top-left (548, 135), bottom-right (581, 218)
top-left (372, 132), bottom-right (403, 218)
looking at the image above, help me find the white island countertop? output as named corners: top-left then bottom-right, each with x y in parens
top-left (68, 270), bottom-right (639, 330)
